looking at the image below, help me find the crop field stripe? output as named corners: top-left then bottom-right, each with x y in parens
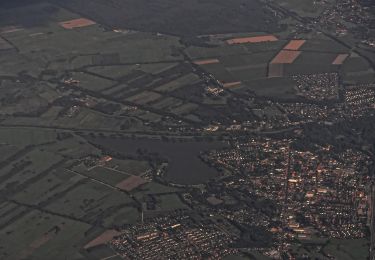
top-left (115, 175), bottom-right (148, 192)
top-left (332, 54), bottom-right (349, 65)
top-left (271, 50), bottom-right (301, 64)
top-left (223, 81), bottom-right (242, 88)
top-left (84, 229), bottom-right (123, 249)
top-left (283, 40), bottom-right (306, 50)
top-left (226, 35), bottom-right (278, 44)
top-left (59, 18), bottom-right (96, 29)
top-left (0, 26), bottom-right (24, 34)
top-left (193, 59), bottom-right (220, 65)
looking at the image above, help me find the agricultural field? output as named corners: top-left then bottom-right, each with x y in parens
top-left (184, 33), bottom-right (373, 102)
top-left (228, 77), bottom-right (298, 99)
top-left (154, 193), bottom-right (190, 211)
top-left (0, 209), bottom-right (93, 260)
top-left (289, 238), bottom-right (369, 260)
top-left (0, 126), bottom-right (190, 259)
top-left (0, 2), bottom-right (192, 131)
top-left (55, 0), bottom-right (282, 36)
top-left (0, 0), bottom-right (374, 259)
top-left (273, 0), bottom-right (336, 18)
top-left (322, 238), bottom-right (369, 260)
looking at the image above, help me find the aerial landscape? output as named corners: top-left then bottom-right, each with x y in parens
top-left (0, 0), bottom-right (374, 259)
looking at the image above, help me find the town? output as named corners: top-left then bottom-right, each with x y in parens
top-left (0, 0), bottom-right (374, 259)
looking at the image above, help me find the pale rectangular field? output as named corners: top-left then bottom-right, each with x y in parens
top-left (116, 175), bottom-right (148, 192)
top-left (284, 40), bottom-right (306, 50)
top-left (193, 59), bottom-right (220, 65)
top-left (226, 35), bottom-right (278, 44)
top-left (332, 54), bottom-right (349, 65)
top-left (0, 26), bottom-right (24, 34)
top-left (59, 18), bottom-right (96, 29)
top-left (271, 50), bottom-right (301, 64)
top-left (84, 230), bottom-right (123, 249)
top-left (223, 81), bottom-right (242, 88)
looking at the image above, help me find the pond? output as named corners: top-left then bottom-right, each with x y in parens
top-left (87, 136), bottom-right (227, 185)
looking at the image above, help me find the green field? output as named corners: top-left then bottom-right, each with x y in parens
top-left (0, 209), bottom-right (92, 260)
top-left (234, 77), bottom-right (297, 99)
top-left (275, 0), bottom-right (335, 18)
top-left (323, 238), bottom-right (369, 260)
top-left (156, 193), bottom-right (190, 211)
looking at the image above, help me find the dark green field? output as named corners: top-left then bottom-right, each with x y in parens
top-left (53, 0), bottom-right (282, 36)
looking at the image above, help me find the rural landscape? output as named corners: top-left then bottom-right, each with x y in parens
top-left (0, 0), bottom-right (374, 259)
